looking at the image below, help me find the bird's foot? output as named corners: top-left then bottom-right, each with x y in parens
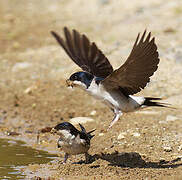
top-left (108, 111), bottom-right (122, 129)
top-left (62, 153), bottom-right (69, 164)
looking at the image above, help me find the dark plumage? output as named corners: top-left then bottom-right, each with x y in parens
top-left (102, 31), bottom-right (159, 95)
top-left (51, 27), bottom-right (170, 128)
top-left (52, 122), bottom-right (95, 163)
top-left (69, 72), bottom-right (94, 88)
top-left (51, 27), bottom-right (113, 78)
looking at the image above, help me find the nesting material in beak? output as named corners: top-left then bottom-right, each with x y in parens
top-left (66, 79), bottom-right (74, 88)
top-left (51, 128), bottom-right (57, 134)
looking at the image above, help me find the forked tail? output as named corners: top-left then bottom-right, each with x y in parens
top-left (143, 97), bottom-right (173, 108)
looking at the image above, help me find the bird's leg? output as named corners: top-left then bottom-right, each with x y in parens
top-left (108, 110), bottom-right (123, 129)
top-left (63, 153), bottom-right (69, 164)
top-left (85, 152), bottom-right (91, 164)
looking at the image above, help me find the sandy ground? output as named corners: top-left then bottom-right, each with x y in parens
top-left (0, 0), bottom-right (182, 179)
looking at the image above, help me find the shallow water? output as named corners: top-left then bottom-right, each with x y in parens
top-left (0, 138), bottom-right (57, 179)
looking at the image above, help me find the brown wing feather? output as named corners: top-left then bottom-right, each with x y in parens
top-left (51, 27), bottom-right (113, 78)
top-left (102, 30), bottom-right (160, 95)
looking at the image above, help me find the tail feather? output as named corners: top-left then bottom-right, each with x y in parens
top-left (79, 123), bottom-right (95, 139)
top-left (144, 97), bottom-right (162, 101)
top-left (143, 97), bottom-right (173, 108)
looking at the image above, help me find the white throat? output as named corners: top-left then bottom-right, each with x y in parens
top-left (72, 80), bottom-right (87, 89)
top-left (58, 129), bottom-right (75, 141)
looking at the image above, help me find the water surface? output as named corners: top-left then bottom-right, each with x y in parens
top-left (0, 138), bottom-right (57, 179)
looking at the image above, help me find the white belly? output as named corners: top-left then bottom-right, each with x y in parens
top-left (58, 136), bottom-right (89, 155)
top-left (87, 81), bottom-right (143, 112)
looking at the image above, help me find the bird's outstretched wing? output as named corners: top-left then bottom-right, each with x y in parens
top-left (51, 27), bottom-right (113, 78)
top-left (101, 30), bottom-right (159, 95)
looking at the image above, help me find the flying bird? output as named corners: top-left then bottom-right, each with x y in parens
top-left (51, 27), bottom-right (168, 128)
top-left (51, 122), bottom-right (95, 164)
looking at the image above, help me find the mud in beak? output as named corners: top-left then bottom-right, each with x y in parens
top-left (51, 128), bottom-right (57, 134)
top-left (66, 79), bottom-right (74, 88)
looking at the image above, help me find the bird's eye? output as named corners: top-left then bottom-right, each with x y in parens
top-left (69, 73), bottom-right (81, 81)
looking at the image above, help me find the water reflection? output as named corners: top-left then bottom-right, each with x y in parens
top-left (0, 138), bottom-right (57, 179)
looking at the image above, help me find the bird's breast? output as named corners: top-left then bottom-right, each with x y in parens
top-left (87, 82), bottom-right (141, 112)
top-left (58, 135), bottom-right (90, 155)
top-left (87, 82), bottom-right (122, 107)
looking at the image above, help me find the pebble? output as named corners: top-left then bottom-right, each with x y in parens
top-left (135, 111), bottom-right (159, 115)
top-left (159, 121), bottom-right (167, 124)
top-left (12, 62), bottom-right (32, 72)
top-left (32, 103), bottom-right (36, 108)
top-left (99, 133), bottom-right (104, 136)
top-left (163, 146), bottom-right (172, 152)
top-left (117, 133), bottom-right (126, 140)
top-left (90, 110), bottom-right (96, 116)
top-left (178, 145), bottom-right (182, 151)
top-left (132, 132), bottom-right (141, 137)
top-left (24, 84), bottom-right (38, 94)
top-left (69, 117), bottom-right (94, 125)
top-left (166, 115), bottom-right (178, 122)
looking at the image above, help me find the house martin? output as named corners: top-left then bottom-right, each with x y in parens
top-left (51, 122), bottom-right (95, 164)
top-left (51, 27), bottom-right (169, 128)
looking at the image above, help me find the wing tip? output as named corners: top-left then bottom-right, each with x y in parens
top-left (64, 27), bottom-right (78, 37)
top-left (50, 30), bottom-right (57, 37)
top-left (52, 27), bottom-right (113, 78)
top-left (50, 30), bottom-right (64, 44)
top-left (135, 29), bottom-right (158, 46)
top-left (63, 26), bottom-right (68, 32)
top-left (64, 26), bottom-right (71, 36)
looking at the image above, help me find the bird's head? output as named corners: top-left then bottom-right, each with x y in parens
top-left (51, 122), bottom-right (95, 142)
top-left (51, 122), bottom-right (79, 139)
top-left (66, 71), bottom-right (94, 89)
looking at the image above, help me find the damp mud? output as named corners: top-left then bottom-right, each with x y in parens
top-left (0, 0), bottom-right (182, 179)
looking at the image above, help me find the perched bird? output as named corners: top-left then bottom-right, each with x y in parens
top-left (51, 122), bottom-right (95, 164)
top-left (51, 27), bottom-right (168, 128)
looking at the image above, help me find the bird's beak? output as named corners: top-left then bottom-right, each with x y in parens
top-left (51, 128), bottom-right (57, 134)
top-left (66, 79), bottom-right (74, 88)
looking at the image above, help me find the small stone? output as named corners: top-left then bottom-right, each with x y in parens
top-left (117, 133), bottom-right (125, 140)
top-left (135, 111), bottom-right (159, 115)
top-left (166, 115), bottom-right (178, 122)
top-left (24, 85), bottom-right (38, 94)
top-left (12, 62), bottom-right (32, 72)
top-left (132, 132), bottom-right (141, 137)
top-left (24, 88), bottom-right (32, 94)
top-left (159, 121), bottom-right (167, 124)
top-left (99, 133), bottom-right (104, 136)
top-left (163, 146), bottom-right (172, 152)
top-left (178, 145), bottom-right (182, 151)
top-left (32, 103), bottom-right (36, 108)
top-left (70, 117), bottom-right (94, 125)
top-left (90, 110), bottom-right (96, 116)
